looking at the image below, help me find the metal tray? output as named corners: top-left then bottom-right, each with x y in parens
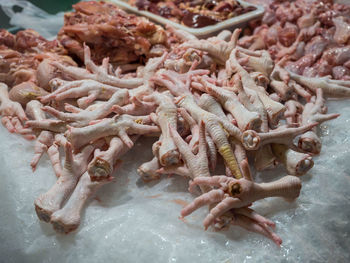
top-left (111, 0), bottom-right (264, 38)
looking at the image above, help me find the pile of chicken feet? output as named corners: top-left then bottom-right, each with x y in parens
top-left (1, 18), bottom-right (349, 246)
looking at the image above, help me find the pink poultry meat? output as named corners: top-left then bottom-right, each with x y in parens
top-left (58, 1), bottom-right (167, 64)
top-left (0, 29), bottom-right (76, 88)
top-left (333, 16), bottom-right (350, 45)
top-left (243, 0), bottom-right (350, 81)
top-left (9, 82), bottom-right (49, 106)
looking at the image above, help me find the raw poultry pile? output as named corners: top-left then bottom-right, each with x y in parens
top-left (0, 0), bottom-right (349, 246)
top-left (0, 28), bottom-right (77, 135)
top-left (129, 0), bottom-right (256, 28)
top-left (0, 29), bottom-right (76, 88)
top-left (242, 0), bottom-right (350, 81)
top-left (58, 1), bottom-right (167, 64)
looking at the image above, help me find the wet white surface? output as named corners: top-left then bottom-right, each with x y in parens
top-left (0, 100), bottom-right (350, 263)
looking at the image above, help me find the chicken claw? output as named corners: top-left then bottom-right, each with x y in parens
top-left (50, 44), bottom-right (143, 89)
top-left (182, 175), bottom-right (301, 230)
top-left (34, 142), bottom-right (95, 222)
top-left (66, 115), bottom-right (159, 150)
top-left (40, 78), bottom-right (120, 108)
top-left (0, 83), bottom-right (33, 139)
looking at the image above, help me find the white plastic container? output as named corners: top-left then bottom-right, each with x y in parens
top-left (111, 0), bottom-right (264, 38)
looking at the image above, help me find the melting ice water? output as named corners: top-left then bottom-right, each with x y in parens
top-left (0, 100), bottom-right (350, 262)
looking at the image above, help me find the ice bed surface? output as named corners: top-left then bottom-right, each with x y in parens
top-left (0, 99), bottom-right (350, 263)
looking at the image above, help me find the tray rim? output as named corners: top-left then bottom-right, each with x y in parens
top-left (111, 0), bottom-right (264, 37)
